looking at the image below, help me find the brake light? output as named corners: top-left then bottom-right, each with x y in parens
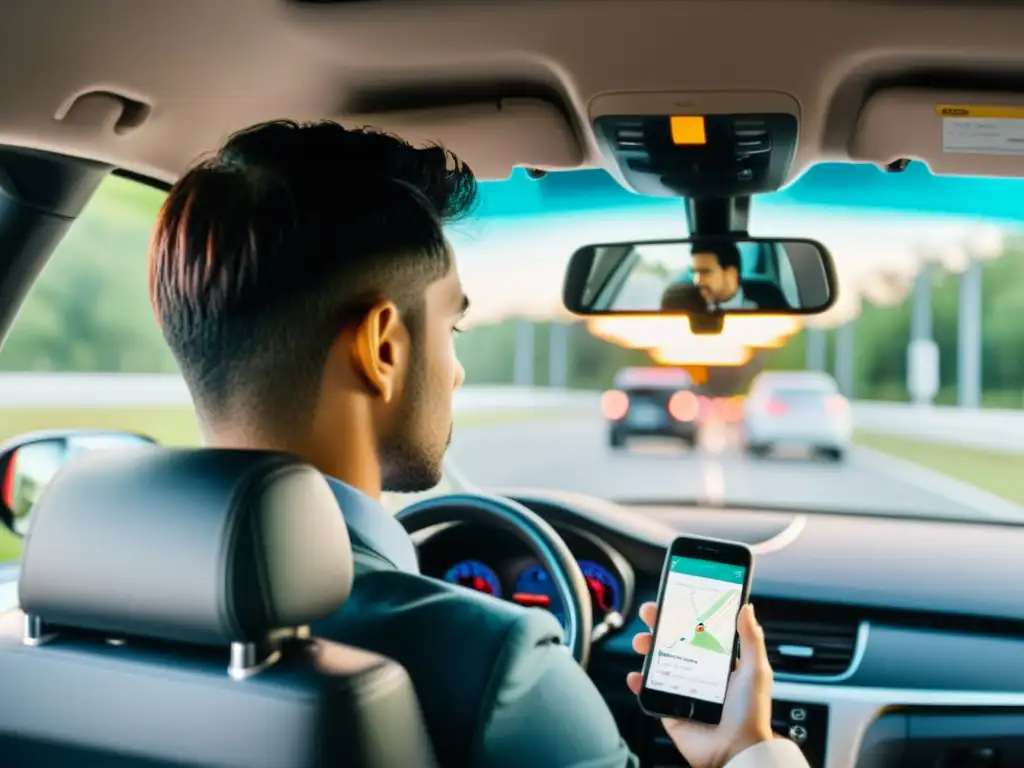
top-left (668, 390), bottom-right (699, 422)
top-left (722, 397), bottom-right (744, 423)
top-left (763, 398), bottom-right (788, 415)
top-left (826, 395), bottom-right (848, 416)
top-left (601, 390), bottom-right (629, 420)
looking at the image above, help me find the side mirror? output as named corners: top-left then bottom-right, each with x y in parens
top-left (0, 430), bottom-right (157, 538)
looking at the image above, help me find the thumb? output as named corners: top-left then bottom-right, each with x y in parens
top-left (737, 604), bottom-right (769, 673)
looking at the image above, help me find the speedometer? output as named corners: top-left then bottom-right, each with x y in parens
top-left (578, 560), bottom-right (623, 615)
top-left (443, 560), bottom-right (503, 598)
top-left (512, 560), bottom-right (624, 623)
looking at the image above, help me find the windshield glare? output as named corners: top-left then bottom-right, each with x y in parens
top-left (1, 160), bottom-right (1023, 565)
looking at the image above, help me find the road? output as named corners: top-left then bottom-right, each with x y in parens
top-left (448, 416), bottom-right (1024, 521)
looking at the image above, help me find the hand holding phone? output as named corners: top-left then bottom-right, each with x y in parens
top-left (627, 601), bottom-right (777, 768)
top-left (626, 535), bottom-right (783, 768)
top-left (637, 535), bottom-right (754, 724)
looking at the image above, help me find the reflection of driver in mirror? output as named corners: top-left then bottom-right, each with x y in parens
top-left (691, 240), bottom-right (789, 310)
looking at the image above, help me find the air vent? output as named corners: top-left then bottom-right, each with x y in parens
top-left (613, 121), bottom-right (646, 150)
top-left (731, 118), bottom-right (770, 155)
top-left (758, 603), bottom-right (860, 678)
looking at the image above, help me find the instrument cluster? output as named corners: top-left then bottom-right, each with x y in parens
top-left (419, 522), bottom-right (635, 634)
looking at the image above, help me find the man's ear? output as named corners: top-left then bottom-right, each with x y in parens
top-left (350, 300), bottom-right (409, 402)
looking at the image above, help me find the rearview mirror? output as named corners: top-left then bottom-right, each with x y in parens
top-left (562, 237), bottom-right (837, 320)
top-left (0, 430), bottom-right (157, 537)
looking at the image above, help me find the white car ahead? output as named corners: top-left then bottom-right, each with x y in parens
top-left (743, 371), bottom-right (852, 461)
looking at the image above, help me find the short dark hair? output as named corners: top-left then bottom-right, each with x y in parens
top-left (148, 120), bottom-right (478, 431)
top-left (661, 281), bottom-right (707, 312)
top-left (692, 240), bottom-right (741, 273)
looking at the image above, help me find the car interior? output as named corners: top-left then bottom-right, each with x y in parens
top-left (2, 1), bottom-right (1024, 767)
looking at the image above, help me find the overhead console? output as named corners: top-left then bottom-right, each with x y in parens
top-left (588, 91), bottom-right (801, 199)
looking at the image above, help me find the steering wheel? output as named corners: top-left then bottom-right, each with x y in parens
top-left (396, 492), bottom-right (593, 667)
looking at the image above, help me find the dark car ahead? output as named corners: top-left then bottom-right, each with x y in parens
top-left (602, 366), bottom-right (700, 449)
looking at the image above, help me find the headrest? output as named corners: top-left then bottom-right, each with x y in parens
top-left (18, 448), bottom-right (353, 646)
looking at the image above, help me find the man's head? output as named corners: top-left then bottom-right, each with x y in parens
top-left (149, 120), bottom-right (478, 494)
top-left (660, 280), bottom-right (709, 313)
top-left (690, 241), bottom-right (741, 304)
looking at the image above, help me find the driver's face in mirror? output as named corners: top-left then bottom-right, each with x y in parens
top-left (691, 247), bottom-right (740, 304)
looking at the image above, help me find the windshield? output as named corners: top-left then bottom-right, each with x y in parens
top-left (1, 161), bottom-right (1023, 562)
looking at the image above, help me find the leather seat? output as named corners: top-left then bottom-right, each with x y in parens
top-left (0, 447), bottom-right (437, 767)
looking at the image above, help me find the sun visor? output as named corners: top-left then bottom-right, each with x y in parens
top-left (851, 88), bottom-right (1024, 177)
top-left (340, 98), bottom-right (583, 180)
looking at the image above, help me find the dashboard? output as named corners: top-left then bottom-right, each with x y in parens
top-left (411, 489), bottom-right (1024, 768)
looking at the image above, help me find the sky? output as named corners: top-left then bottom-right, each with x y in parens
top-left (447, 200), bottom-right (1012, 329)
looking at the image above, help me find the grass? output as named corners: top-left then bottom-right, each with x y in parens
top-left (0, 405), bottom-right (582, 564)
top-left (854, 431), bottom-right (1024, 506)
top-left (0, 405), bottom-right (570, 448)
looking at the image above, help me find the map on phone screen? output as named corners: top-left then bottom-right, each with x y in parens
top-left (645, 556), bottom-right (746, 704)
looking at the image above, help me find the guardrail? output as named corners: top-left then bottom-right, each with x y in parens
top-left (851, 401), bottom-right (1023, 453)
top-left (1, 374), bottom-right (1022, 451)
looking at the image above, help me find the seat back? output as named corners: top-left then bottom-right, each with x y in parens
top-left (0, 448), bottom-right (437, 767)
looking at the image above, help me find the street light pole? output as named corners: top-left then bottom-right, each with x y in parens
top-left (907, 261), bottom-right (938, 406)
top-left (833, 322), bottom-right (855, 398)
top-left (513, 318), bottom-right (535, 388)
top-left (957, 257), bottom-right (983, 409)
top-left (805, 327), bottom-right (827, 372)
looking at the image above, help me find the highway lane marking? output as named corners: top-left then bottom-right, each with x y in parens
top-left (701, 461), bottom-right (726, 505)
top-left (699, 420), bottom-right (728, 505)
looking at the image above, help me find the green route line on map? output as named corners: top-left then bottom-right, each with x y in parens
top-left (691, 628), bottom-right (728, 654)
top-left (697, 590), bottom-right (738, 623)
top-left (678, 589), bottom-right (738, 655)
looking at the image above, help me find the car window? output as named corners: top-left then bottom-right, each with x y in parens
top-left (738, 241), bottom-right (763, 277)
top-left (0, 175), bottom-right (170, 562)
top-left (773, 387), bottom-right (831, 400)
top-left (0, 175), bottom-right (172, 377)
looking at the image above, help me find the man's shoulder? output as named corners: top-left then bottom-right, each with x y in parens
top-left (321, 568), bottom-right (562, 651)
top-left (315, 571), bottom-right (569, 766)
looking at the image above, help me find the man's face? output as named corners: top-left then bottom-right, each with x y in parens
top-left (378, 266), bottom-right (467, 492)
top-left (691, 252), bottom-right (738, 303)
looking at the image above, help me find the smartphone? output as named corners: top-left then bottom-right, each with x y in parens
top-left (637, 534), bottom-right (754, 724)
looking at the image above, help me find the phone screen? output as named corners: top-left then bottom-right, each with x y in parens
top-left (644, 555), bottom-right (747, 704)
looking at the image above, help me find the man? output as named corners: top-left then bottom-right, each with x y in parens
top-left (1, 120), bottom-right (807, 768)
top-left (149, 121), bottom-right (809, 768)
top-left (690, 242), bottom-right (788, 310)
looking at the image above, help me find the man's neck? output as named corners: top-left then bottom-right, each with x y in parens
top-left (202, 423), bottom-right (383, 500)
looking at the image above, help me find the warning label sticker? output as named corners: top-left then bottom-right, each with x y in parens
top-left (937, 105), bottom-right (1024, 155)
